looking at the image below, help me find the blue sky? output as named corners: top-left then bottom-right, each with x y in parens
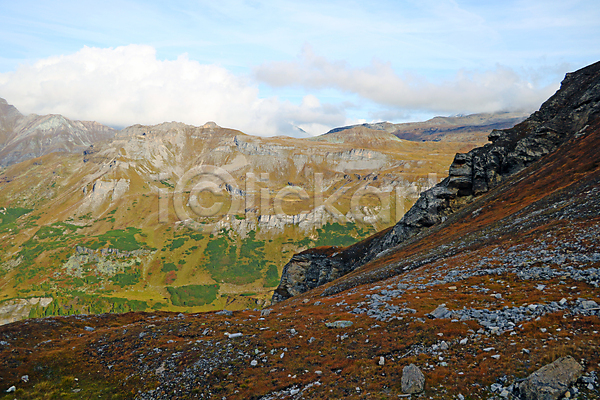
top-left (0, 0), bottom-right (599, 136)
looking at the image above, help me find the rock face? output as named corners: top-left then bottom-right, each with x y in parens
top-left (401, 364), bottom-right (425, 394)
top-left (273, 61), bottom-right (600, 303)
top-left (79, 179), bottom-right (130, 212)
top-left (272, 247), bottom-right (340, 302)
top-left (519, 356), bottom-right (584, 400)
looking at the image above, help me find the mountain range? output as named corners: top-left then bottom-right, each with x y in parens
top-left (0, 61), bottom-right (599, 399)
top-left (0, 98), bottom-right (492, 323)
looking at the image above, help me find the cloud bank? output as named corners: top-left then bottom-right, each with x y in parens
top-left (0, 44), bottom-right (561, 137)
top-left (0, 45), bottom-right (344, 137)
top-left (255, 46), bottom-right (559, 115)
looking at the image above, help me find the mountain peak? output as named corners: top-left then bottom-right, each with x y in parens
top-left (201, 121), bottom-right (219, 129)
top-left (0, 102), bottom-right (115, 167)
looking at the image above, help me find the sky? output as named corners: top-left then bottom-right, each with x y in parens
top-left (0, 0), bottom-right (599, 137)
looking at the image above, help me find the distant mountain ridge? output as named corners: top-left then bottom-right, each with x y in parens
top-left (0, 99), bottom-right (528, 168)
top-left (324, 111), bottom-right (529, 143)
top-left (0, 99), bottom-right (116, 167)
top-left (0, 103), bottom-right (477, 321)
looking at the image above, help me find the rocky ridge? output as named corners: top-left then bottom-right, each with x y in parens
top-left (273, 61), bottom-right (600, 303)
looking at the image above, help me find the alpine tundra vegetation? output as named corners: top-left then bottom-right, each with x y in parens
top-left (0, 59), bottom-right (599, 398)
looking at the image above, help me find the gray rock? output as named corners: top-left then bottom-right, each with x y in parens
top-left (325, 321), bottom-right (353, 328)
top-left (559, 298), bottom-right (568, 306)
top-left (580, 300), bottom-right (598, 309)
top-left (401, 364), bottom-right (425, 394)
top-left (491, 383), bottom-right (503, 392)
top-left (429, 304), bottom-right (452, 319)
top-left (519, 356), bottom-right (584, 400)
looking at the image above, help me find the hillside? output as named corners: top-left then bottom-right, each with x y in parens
top-left (0, 62), bottom-right (598, 399)
top-left (0, 103), bottom-right (479, 322)
top-left (273, 61), bottom-right (600, 303)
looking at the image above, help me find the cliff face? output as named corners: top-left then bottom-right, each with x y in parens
top-left (273, 61), bottom-right (600, 303)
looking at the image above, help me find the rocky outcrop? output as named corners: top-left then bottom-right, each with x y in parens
top-left (63, 246), bottom-right (152, 278)
top-left (401, 364), bottom-right (425, 394)
top-left (272, 228), bottom-right (391, 303)
top-left (273, 61), bottom-right (600, 303)
top-left (519, 356), bottom-right (584, 400)
top-left (0, 297), bottom-right (53, 326)
top-left (273, 247), bottom-right (340, 302)
top-left (79, 179), bottom-right (130, 212)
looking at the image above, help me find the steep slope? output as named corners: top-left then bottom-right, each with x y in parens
top-left (0, 63), bottom-right (599, 400)
top-left (324, 111), bottom-right (529, 143)
top-left (273, 60), bottom-right (600, 303)
top-left (0, 99), bottom-right (117, 167)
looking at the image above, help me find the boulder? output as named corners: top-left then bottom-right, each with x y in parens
top-left (428, 304), bottom-right (452, 319)
top-left (401, 364), bottom-right (425, 394)
top-left (519, 356), bottom-right (584, 400)
top-left (325, 321), bottom-right (353, 328)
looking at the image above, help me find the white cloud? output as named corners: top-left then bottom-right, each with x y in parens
top-left (255, 45), bottom-right (560, 115)
top-left (0, 45), bottom-right (346, 137)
